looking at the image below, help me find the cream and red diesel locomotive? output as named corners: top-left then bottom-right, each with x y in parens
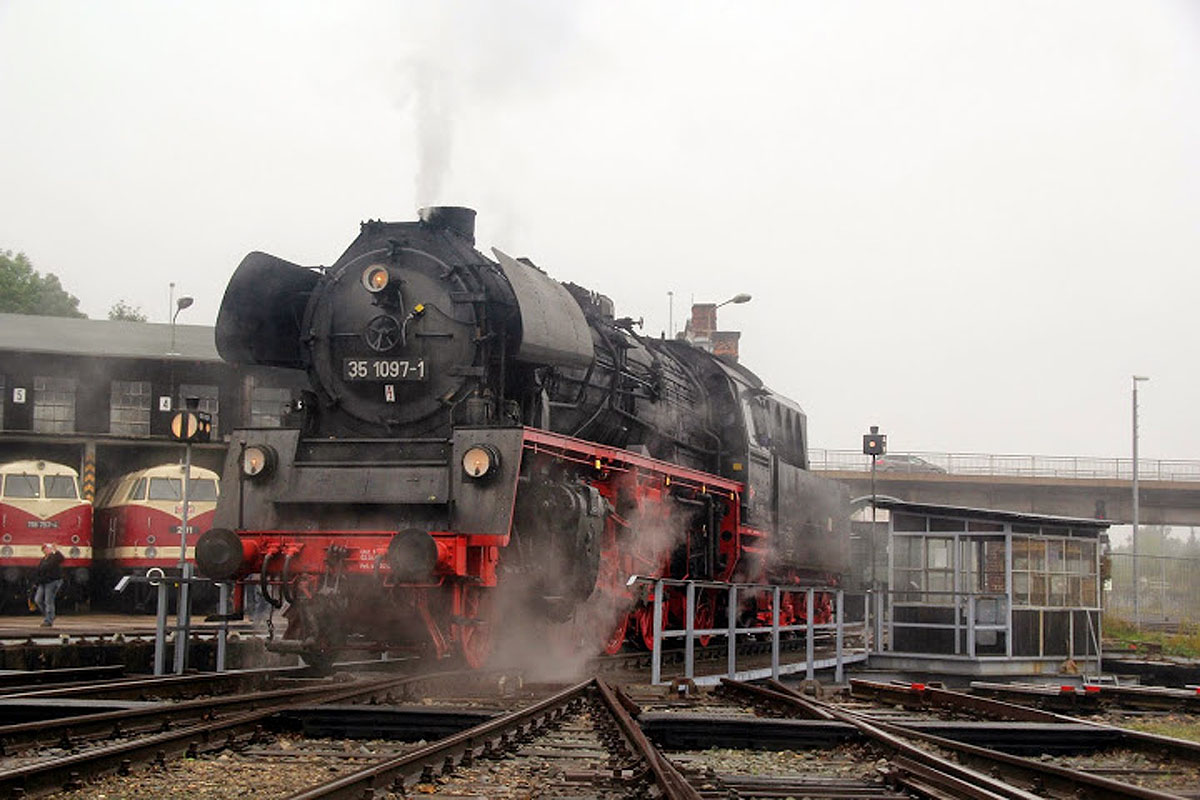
top-left (93, 463), bottom-right (220, 609)
top-left (196, 207), bottom-right (849, 667)
top-left (0, 460), bottom-right (92, 610)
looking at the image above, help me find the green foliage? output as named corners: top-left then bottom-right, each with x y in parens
top-left (1105, 615), bottom-right (1200, 658)
top-left (1124, 717), bottom-right (1200, 743)
top-left (0, 249), bottom-right (86, 318)
top-left (108, 299), bottom-right (148, 322)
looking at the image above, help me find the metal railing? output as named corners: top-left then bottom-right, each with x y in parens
top-left (810, 449), bottom-right (1200, 483)
top-left (628, 577), bottom-right (869, 686)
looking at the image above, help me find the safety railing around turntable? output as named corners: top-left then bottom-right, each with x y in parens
top-left (809, 448), bottom-right (1200, 482)
top-left (626, 577), bottom-right (871, 686)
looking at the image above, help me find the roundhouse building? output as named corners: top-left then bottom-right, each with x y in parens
top-left (0, 312), bottom-right (304, 499)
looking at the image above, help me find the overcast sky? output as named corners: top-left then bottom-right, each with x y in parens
top-left (2, 0), bottom-right (1197, 462)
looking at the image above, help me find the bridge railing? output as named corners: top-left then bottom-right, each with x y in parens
top-left (809, 449), bottom-right (1200, 483)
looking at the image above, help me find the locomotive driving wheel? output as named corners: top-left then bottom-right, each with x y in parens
top-left (456, 586), bottom-right (494, 669)
top-left (635, 603), bottom-right (659, 651)
top-left (603, 612), bottom-right (629, 655)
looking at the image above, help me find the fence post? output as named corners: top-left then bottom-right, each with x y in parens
top-left (835, 589), bottom-right (844, 683)
top-left (727, 584), bottom-right (738, 679)
top-left (967, 594), bottom-right (976, 658)
top-left (771, 586), bottom-right (781, 680)
top-left (651, 580), bottom-right (664, 686)
top-left (878, 589), bottom-right (887, 653)
top-left (154, 579), bottom-right (168, 676)
top-left (684, 581), bottom-right (695, 680)
top-left (217, 582), bottom-right (230, 672)
top-left (868, 592), bottom-right (878, 652)
top-left (806, 588), bottom-right (815, 681)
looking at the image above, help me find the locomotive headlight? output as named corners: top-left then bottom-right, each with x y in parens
top-left (241, 444), bottom-right (277, 480)
top-left (0, 546), bottom-right (12, 558)
top-left (462, 445), bottom-right (500, 479)
top-left (362, 265), bottom-right (390, 293)
top-left (145, 546), bottom-right (158, 558)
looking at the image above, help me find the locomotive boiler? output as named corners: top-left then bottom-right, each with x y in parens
top-left (196, 207), bottom-right (849, 667)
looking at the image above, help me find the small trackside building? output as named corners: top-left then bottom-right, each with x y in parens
top-left (861, 499), bottom-right (1108, 677)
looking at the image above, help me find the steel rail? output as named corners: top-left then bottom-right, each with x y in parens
top-left (594, 678), bottom-right (702, 800)
top-left (850, 678), bottom-right (1066, 723)
top-left (836, 705), bottom-right (1182, 800)
top-left (863, 679), bottom-right (1200, 765)
top-left (284, 680), bottom-right (595, 800)
top-left (971, 680), bottom-right (1200, 714)
top-left (716, 677), bottom-right (834, 719)
top-left (0, 673), bottom-right (433, 798)
top-left (0, 678), bottom-right (391, 754)
top-left (854, 677), bottom-right (1200, 783)
top-left (1, 664), bottom-right (310, 701)
top-left (0, 664), bottom-right (126, 688)
top-left (768, 682), bottom-right (1182, 800)
top-left (719, 679), bottom-right (1041, 800)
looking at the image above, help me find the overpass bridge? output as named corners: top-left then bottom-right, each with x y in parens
top-left (809, 450), bottom-right (1200, 527)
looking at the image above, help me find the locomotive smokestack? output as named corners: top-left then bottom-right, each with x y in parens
top-left (418, 206), bottom-right (476, 244)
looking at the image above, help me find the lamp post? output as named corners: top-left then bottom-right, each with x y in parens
top-left (716, 292), bottom-right (752, 309)
top-left (863, 426), bottom-right (886, 653)
top-left (863, 426), bottom-right (887, 585)
top-left (1132, 374), bottom-right (1149, 628)
top-left (168, 293), bottom-right (194, 356)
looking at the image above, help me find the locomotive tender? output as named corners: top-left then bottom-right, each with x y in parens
top-left (196, 207), bottom-right (849, 667)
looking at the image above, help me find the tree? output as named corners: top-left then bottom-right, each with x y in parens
top-left (108, 299), bottom-right (148, 322)
top-left (0, 250), bottom-right (86, 318)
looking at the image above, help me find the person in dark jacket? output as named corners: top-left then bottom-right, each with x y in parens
top-left (33, 544), bottom-right (65, 627)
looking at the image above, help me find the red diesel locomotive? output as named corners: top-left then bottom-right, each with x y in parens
top-left (196, 207), bottom-right (849, 668)
top-left (0, 460), bottom-right (92, 611)
top-left (94, 463), bottom-right (219, 608)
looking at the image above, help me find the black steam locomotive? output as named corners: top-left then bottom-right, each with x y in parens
top-left (196, 207), bottom-right (848, 667)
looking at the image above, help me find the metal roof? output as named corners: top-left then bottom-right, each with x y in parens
top-left (0, 313), bottom-right (220, 362)
top-left (871, 498), bottom-right (1111, 530)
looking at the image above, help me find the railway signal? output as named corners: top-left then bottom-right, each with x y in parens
top-left (169, 405), bottom-right (211, 443)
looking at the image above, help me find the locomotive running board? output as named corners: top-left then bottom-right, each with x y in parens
top-left (520, 427), bottom-right (743, 498)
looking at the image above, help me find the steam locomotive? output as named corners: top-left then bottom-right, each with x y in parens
top-left (196, 207), bottom-right (849, 667)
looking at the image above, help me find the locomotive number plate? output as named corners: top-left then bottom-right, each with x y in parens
top-left (343, 358), bottom-right (427, 381)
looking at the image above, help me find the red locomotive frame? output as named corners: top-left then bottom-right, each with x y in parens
top-left (240, 427), bottom-right (832, 666)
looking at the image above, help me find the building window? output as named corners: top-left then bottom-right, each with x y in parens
top-left (1011, 535), bottom-right (1098, 609)
top-left (179, 384), bottom-right (219, 437)
top-left (894, 533), bottom-right (955, 602)
top-left (110, 380), bottom-right (151, 436)
top-left (250, 386), bottom-right (292, 427)
top-left (33, 376), bottom-right (76, 433)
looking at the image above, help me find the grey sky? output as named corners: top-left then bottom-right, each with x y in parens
top-left (2, 0), bottom-right (1197, 462)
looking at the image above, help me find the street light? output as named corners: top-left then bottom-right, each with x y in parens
top-left (168, 294), bottom-right (194, 356)
top-left (716, 292), bottom-right (752, 309)
top-left (1132, 374), bottom-right (1149, 628)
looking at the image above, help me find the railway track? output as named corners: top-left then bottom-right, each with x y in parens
top-left (3, 665), bottom-right (1197, 798)
top-left (0, 667), bottom-right (506, 798)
